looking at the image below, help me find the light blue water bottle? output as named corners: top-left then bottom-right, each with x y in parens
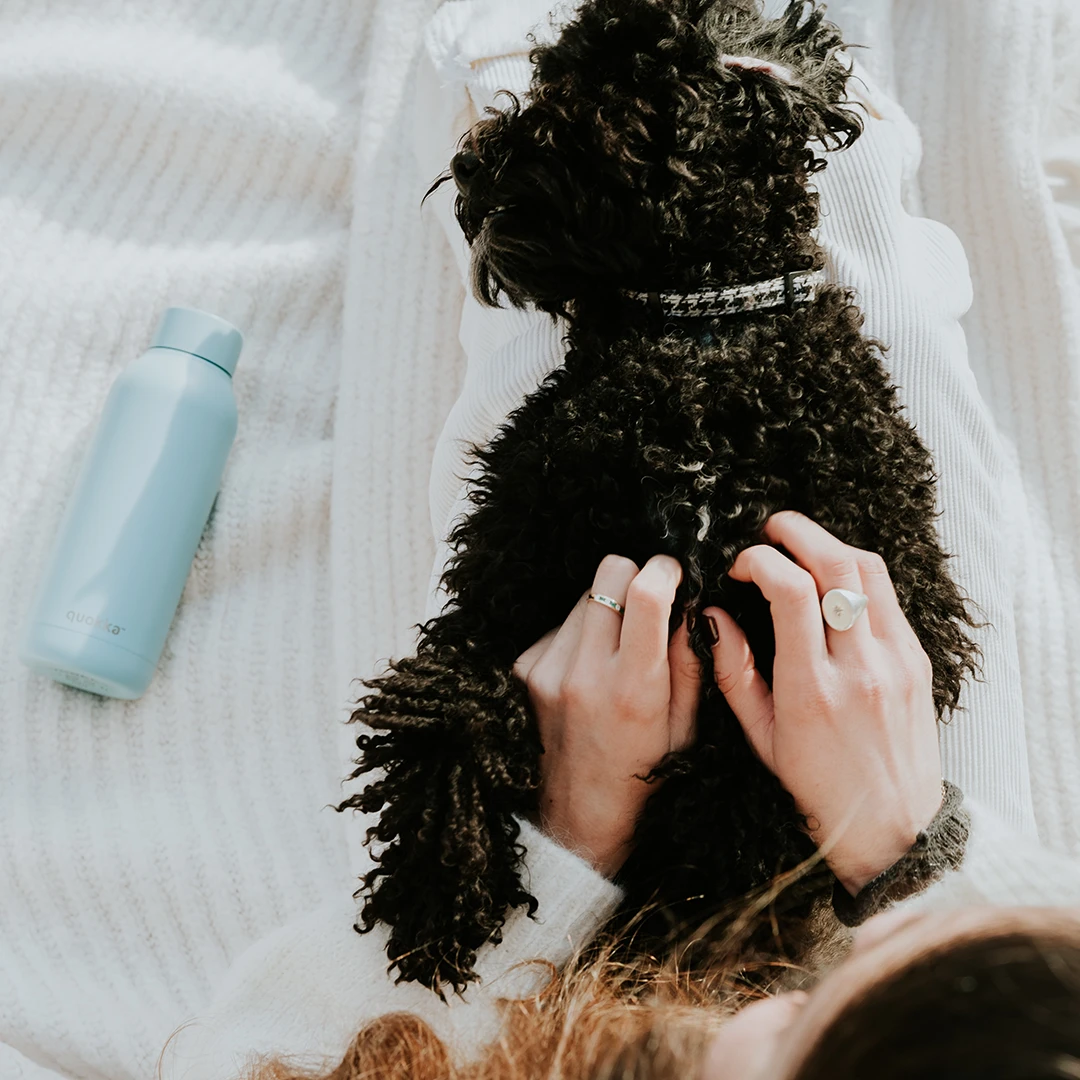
top-left (18, 307), bottom-right (243, 700)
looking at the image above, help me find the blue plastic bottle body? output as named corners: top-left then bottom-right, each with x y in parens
top-left (19, 346), bottom-right (238, 699)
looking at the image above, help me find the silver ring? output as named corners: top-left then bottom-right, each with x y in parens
top-left (588, 593), bottom-right (625, 617)
top-left (821, 588), bottom-right (869, 631)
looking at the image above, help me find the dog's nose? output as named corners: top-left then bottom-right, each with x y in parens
top-left (451, 149), bottom-right (482, 193)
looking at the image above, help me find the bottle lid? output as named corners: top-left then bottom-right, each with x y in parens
top-left (151, 306), bottom-right (244, 376)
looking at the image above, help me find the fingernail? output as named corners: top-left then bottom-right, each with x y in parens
top-left (706, 614), bottom-right (720, 646)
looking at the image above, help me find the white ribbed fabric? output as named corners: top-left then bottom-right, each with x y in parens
top-left (893, 0), bottom-right (1080, 857)
top-left (420, 1), bottom-right (1040, 831)
top-left (812, 63), bottom-right (1037, 833)
top-left (0, 0), bottom-right (383, 1074)
top-left (0, 3), bottom-right (371, 1076)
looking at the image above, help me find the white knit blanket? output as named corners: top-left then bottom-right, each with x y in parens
top-left (0, 0), bottom-right (459, 1076)
top-left (0, 0), bottom-right (1077, 1078)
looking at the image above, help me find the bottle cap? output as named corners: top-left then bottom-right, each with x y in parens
top-left (151, 306), bottom-right (244, 376)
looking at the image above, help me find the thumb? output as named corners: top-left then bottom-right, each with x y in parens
top-left (703, 606), bottom-right (776, 770)
top-left (667, 614), bottom-right (701, 752)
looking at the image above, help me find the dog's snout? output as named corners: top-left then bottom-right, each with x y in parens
top-left (451, 149), bottom-right (482, 194)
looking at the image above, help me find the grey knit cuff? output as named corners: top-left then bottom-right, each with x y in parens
top-left (831, 780), bottom-right (970, 928)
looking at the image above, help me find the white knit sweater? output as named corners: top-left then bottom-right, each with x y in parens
top-left (2, 1), bottom-right (1079, 1078)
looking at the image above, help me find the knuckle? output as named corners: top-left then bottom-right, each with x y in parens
top-left (895, 661), bottom-right (920, 697)
top-left (525, 667), bottom-right (557, 704)
top-left (610, 685), bottom-right (639, 717)
top-left (625, 576), bottom-right (668, 613)
top-left (801, 678), bottom-right (835, 716)
top-left (715, 669), bottom-right (739, 696)
top-left (858, 673), bottom-right (890, 708)
top-left (825, 554), bottom-right (860, 583)
top-left (778, 569), bottom-right (818, 608)
top-left (858, 551), bottom-right (890, 579)
top-left (559, 670), bottom-right (593, 707)
top-left (598, 553), bottom-right (638, 579)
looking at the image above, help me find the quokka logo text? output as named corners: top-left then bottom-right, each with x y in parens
top-left (67, 610), bottom-right (125, 636)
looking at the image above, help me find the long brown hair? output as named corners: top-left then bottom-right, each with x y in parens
top-left (237, 951), bottom-right (737, 1080)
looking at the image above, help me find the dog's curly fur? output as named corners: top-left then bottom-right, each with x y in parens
top-left (337, 0), bottom-right (984, 995)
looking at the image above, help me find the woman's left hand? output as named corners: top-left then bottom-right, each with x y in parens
top-left (703, 510), bottom-right (944, 894)
top-left (513, 553), bottom-right (701, 878)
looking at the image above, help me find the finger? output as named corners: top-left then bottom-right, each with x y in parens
top-left (512, 624), bottom-right (561, 684)
top-left (728, 544), bottom-right (828, 671)
top-left (618, 554), bottom-right (683, 671)
top-left (763, 510), bottom-right (908, 642)
top-left (667, 614), bottom-right (701, 752)
top-left (847, 546), bottom-right (922, 648)
top-left (577, 554), bottom-right (639, 669)
top-left (704, 605), bottom-right (775, 771)
top-left (529, 588), bottom-right (593, 685)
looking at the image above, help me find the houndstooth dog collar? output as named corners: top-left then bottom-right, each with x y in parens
top-left (625, 269), bottom-right (826, 318)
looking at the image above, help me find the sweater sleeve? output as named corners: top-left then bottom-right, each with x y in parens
top-left (898, 795), bottom-right (1080, 912)
top-left (160, 818), bottom-right (623, 1079)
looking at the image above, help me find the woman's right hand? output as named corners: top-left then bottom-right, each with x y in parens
top-left (514, 553), bottom-right (701, 879)
top-left (702, 510), bottom-right (944, 895)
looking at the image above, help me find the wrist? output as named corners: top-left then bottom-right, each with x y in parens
top-left (829, 782), bottom-right (947, 895)
top-left (536, 787), bottom-right (644, 879)
top-left (535, 817), bottom-right (630, 879)
top-left (832, 780), bottom-right (969, 926)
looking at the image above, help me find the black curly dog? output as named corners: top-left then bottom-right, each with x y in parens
top-left (338, 0), bottom-right (983, 994)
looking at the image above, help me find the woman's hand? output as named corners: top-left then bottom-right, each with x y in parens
top-left (703, 510), bottom-right (943, 895)
top-left (513, 553), bottom-right (701, 878)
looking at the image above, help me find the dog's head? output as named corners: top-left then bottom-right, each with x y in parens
top-left (445, 0), bottom-right (862, 316)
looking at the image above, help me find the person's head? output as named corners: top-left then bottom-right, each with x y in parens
top-left (240, 905), bottom-right (1080, 1080)
top-left (701, 905), bottom-right (1080, 1080)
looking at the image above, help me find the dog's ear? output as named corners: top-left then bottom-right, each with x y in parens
top-left (447, 0), bottom-right (734, 315)
top-left (337, 636), bottom-right (543, 994)
top-left (704, 0), bottom-right (863, 159)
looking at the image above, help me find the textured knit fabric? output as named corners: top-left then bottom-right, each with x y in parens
top-left (893, 0), bottom-right (1080, 858)
top-left (0, 2), bottom-right (371, 1076)
top-left (905, 796), bottom-right (1080, 913)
